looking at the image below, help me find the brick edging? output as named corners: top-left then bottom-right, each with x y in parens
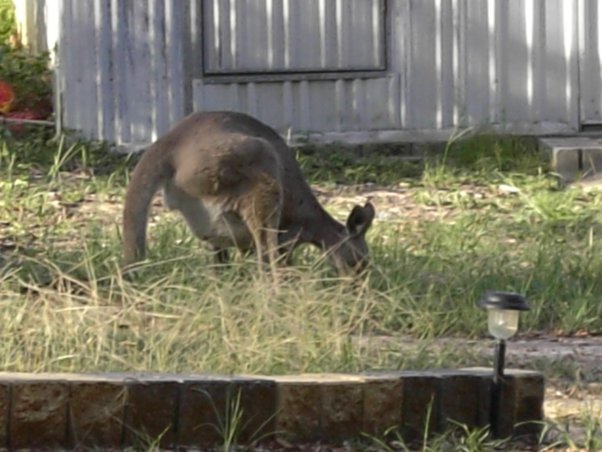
top-left (0, 368), bottom-right (544, 449)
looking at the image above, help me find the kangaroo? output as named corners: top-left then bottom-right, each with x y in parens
top-left (123, 111), bottom-right (375, 275)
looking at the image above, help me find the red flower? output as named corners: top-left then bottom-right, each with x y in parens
top-left (0, 81), bottom-right (15, 113)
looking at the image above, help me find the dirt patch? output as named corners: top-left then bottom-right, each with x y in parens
top-left (508, 336), bottom-right (602, 421)
top-left (360, 334), bottom-right (602, 423)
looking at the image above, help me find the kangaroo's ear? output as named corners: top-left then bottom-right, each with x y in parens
top-left (346, 202), bottom-right (375, 236)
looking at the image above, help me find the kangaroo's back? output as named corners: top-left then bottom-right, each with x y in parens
top-left (178, 111), bottom-right (299, 166)
top-left (123, 111), bottom-right (291, 267)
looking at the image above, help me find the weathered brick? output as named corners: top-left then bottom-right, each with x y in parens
top-left (461, 368), bottom-right (544, 438)
top-left (68, 380), bottom-right (127, 447)
top-left (438, 371), bottom-right (483, 429)
top-left (493, 370), bottom-right (545, 438)
top-left (178, 377), bottom-right (276, 448)
top-left (507, 370), bottom-right (545, 437)
top-left (273, 374), bottom-right (364, 442)
top-left (178, 379), bottom-right (229, 447)
top-left (123, 379), bottom-right (179, 448)
top-left (0, 369), bottom-right (544, 449)
top-left (237, 379), bottom-right (277, 442)
top-left (320, 381), bottom-right (363, 441)
top-left (274, 380), bottom-right (321, 442)
top-left (10, 380), bottom-right (69, 449)
top-left (0, 383), bottom-right (9, 448)
top-left (361, 373), bottom-right (403, 436)
top-left (399, 372), bottom-right (441, 441)
top-left (476, 374), bottom-right (493, 428)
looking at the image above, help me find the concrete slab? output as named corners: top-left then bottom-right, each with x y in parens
top-left (539, 136), bottom-right (602, 181)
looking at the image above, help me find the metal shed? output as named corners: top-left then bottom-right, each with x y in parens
top-left (14, 0), bottom-right (602, 149)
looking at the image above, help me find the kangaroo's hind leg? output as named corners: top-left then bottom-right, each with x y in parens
top-left (238, 172), bottom-right (283, 275)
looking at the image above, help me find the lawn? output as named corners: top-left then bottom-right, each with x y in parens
top-left (0, 130), bottom-right (600, 449)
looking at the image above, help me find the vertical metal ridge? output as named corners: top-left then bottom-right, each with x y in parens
top-left (229, 83), bottom-right (239, 111)
top-left (189, 0), bottom-right (200, 78)
top-left (94, 0), bottom-right (114, 141)
top-left (299, 81), bottom-right (310, 131)
top-left (532, 0), bottom-right (545, 123)
top-left (336, 0), bottom-right (345, 67)
top-left (334, 79), bottom-right (345, 132)
top-left (150, 0), bottom-right (169, 139)
top-left (563, 0), bottom-right (574, 116)
top-left (498, 0), bottom-right (508, 122)
top-left (399, 0), bottom-right (410, 128)
top-left (266, 0), bottom-right (274, 69)
top-left (487, 0), bottom-right (499, 123)
top-left (525, 0), bottom-right (535, 120)
top-left (282, 0), bottom-right (290, 69)
top-left (132, 0), bottom-right (152, 143)
top-left (212, 0), bottom-right (220, 68)
top-left (388, 73), bottom-right (401, 127)
top-left (166, 0), bottom-right (184, 124)
top-left (577, 0), bottom-right (586, 122)
top-left (247, 82), bottom-right (258, 117)
top-left (452, 0), bottom-right (461, 126)
top-left (352, 78), bottom-right (366, 129)
top-left (319, 0), bottom-right (327, 67)
top-left (86, 0), bottom-right (99, 139)
top-left (435, 0), bottom-right (443, 128)
top-left (282, 81), bottom-right (293, 132)
top-left (148, 0), bottom-right (158, 141)
top-left (457, 0), bottom-right (467, 126)
top-left (230, 0), bottom-right (237, 69)
top-left (111, 0), bottom-right (130, 144)
top-left (563, 0), bottom-right (578, 126)
top-left (592, 2), bottom-right (602, 121)
top-left (372, 0), bottom-right (381, 67)
top-left (59, 0), bottom-right (73, 132)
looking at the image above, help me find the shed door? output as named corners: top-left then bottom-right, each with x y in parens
top-left (580, 0), bottom-right (602, 125)
top-left (194, 0), bottom-right (398, 135)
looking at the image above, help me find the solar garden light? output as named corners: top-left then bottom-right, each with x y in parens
top-left (478, 291), bottom-right (530, 437)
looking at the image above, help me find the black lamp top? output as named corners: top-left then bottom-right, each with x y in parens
top-left (477, 291), bottom-right (530, 311)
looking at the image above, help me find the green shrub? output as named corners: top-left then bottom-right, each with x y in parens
top-left (0, 1), bottom-right (52, 115)
top-left (0, 44), bottom-right (52, 113)
top-left (0, 0), bottom-right (16, 45)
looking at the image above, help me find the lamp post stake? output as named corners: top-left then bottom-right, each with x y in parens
top-left (491, 338), bottom-right (506, 437)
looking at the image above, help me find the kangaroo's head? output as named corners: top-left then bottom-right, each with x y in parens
top-left (330, 202), bottom-right (376, 276)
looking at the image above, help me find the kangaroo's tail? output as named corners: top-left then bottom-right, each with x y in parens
top-left (123, 144), bottom-right (174, 267)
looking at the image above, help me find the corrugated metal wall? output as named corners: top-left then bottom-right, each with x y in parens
top-left (13, 0), bottom-right (58, 55)
top-left (579, 0), bottom-right (602, 125)
top-left (46, 0), bottom-right (602, 146)
top-left (396, 0), bottom-right (580, 132)
top-left (56, 0), bottom-right (187, 146)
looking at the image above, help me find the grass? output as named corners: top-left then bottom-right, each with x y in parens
top-left (2, 130), bottom-right (601, 450)
top-left (0, 130), bottom-right (601, 378)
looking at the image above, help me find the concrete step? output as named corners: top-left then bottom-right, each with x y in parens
top-left (539, 136), bottom-right (602, 181)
